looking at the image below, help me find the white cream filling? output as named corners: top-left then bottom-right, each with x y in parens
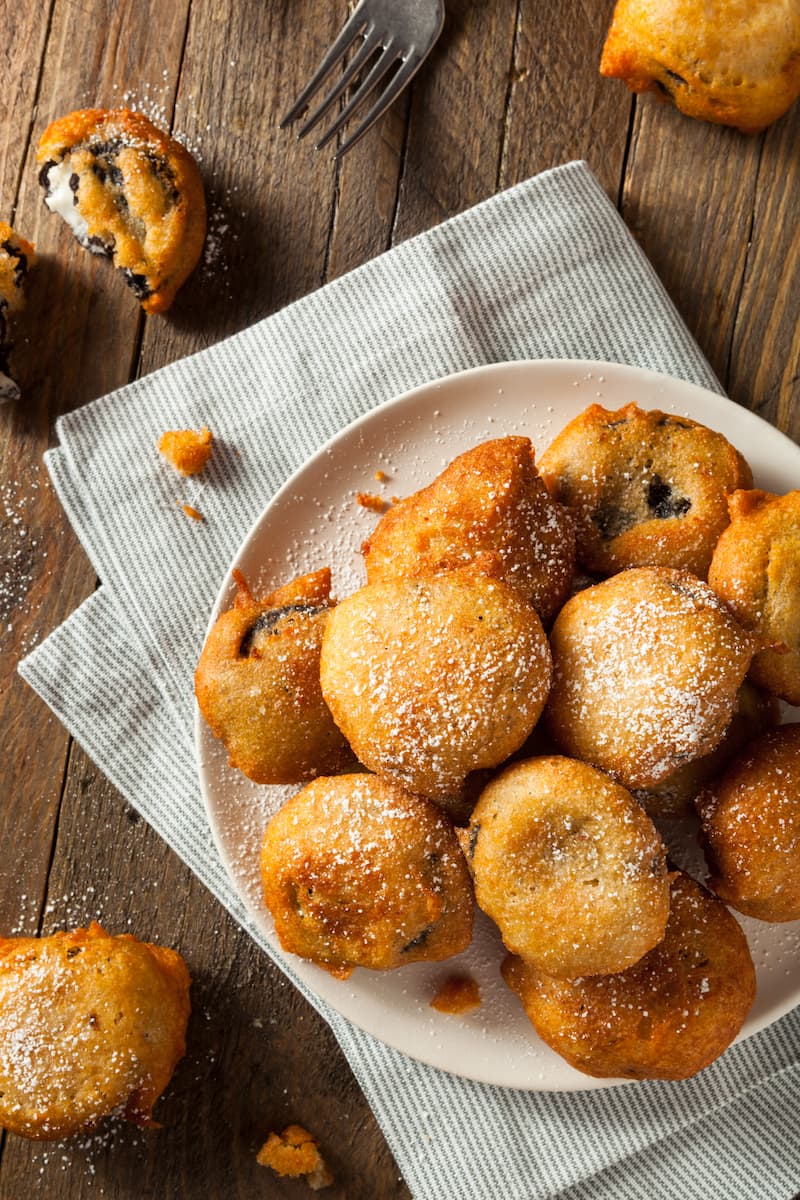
top-left (44, 159), bottom-right (106, 254)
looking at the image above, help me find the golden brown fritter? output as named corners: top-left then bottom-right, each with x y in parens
top-left (502, 871), bottom-right (755, 1080)
top-left (319, 561), bottom-right (552, 805)
top-left (0, 923), bottom-right (190, 1140)
top-left (545, 567), bottom-right (755, 790)
top-left (260, 774), bottom-right (474, 978)
top-left (538, 404), bottom-right (752, 579)
top-left (37, 108), bottom-right (206, 313)
top-left (696, 723), bottom-right (800, 923)
top-left (465, 757), bottom-right (670, 979)
top-left (600, 0), bottom-right (800, 134)
top-left (195, 568), bottom-right (353, 785)
top-left (709, 489), bottom-right (800, 705)
top-left (362, 437), bottom-right (575, 624)
top-left (0, 222), bottom-right (35, 404)
top-left (635, 681), bottom-right (780, 818)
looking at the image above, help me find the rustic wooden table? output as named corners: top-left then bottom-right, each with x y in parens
top-left (1, 0), bottom-right (798, 1196)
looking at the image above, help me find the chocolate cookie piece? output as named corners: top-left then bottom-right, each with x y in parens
top-left (37, 108), bottom-right (205, 313)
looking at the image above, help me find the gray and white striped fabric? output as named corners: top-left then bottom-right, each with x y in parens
top-left (20, 162), bottom-right (800, 1200)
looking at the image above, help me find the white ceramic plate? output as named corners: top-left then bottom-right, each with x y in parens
top-left (196, 359), bottom-right (800, 1091)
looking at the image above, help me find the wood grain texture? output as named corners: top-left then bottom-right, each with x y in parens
top-left (1, 0), bottom-right (799, 1195)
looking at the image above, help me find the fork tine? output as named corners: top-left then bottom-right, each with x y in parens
top-left (280, 4), bottom-right (369, 128)
top-left (332, 52), bottom-right (422, 157)
top-left (314, 44), bottom-right (402, 151)
top-left (296, 28), bottom-right (382, 140)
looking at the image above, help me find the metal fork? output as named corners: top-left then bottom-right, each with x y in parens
top-left (281, 0), bottom-right (445, 158)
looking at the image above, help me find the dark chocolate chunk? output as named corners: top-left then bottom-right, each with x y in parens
top-left (647, 474), bottom-right (691, 520)
top-left (240, 603), bottom-right (323, 657)
top-left (401, 925), bottom-right (434, 953)
top-left (121, 268), bottom-right (153, 300)
top-left (38, 159), bottom-right (57, 191)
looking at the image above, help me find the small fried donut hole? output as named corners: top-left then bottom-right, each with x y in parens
top-left (501, 871), bottom-right (756, 1081)
top-left (696, 723), bottom-right (800, 923)
top-left (0, 923), bottom-right (190, 1140)
top-left (319, 562), bottom-right (552, 806)
top-left (195, 568), bottom-right (353, 785)
top-left (260, 774), bottom-right (474, 978)
top-left (545, 567), bottom-right (756, 790)
top-left (466, 756), bottom-right (670, 979)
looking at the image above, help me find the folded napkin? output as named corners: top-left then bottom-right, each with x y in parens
top-left (20, 161), bottom-right (800, 1200)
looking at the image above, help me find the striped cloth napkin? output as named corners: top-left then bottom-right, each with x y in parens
top-left (20, 161), bottom-right (800, 1200)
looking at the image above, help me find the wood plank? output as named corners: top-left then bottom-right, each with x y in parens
top-left (619, 96), bottom-right (763, 390)
top-left (139, 0), bottom-right (347, 369)
top-left (501, 0), bottom-right (631, 198)
top-left (0, 1), bottom-right (54, 213)
top-left (726, 103), bottom-right (800, 436)
top-left (0, 744), bottom-right (410, 1199)
top-left (394, 0), bottom-right (520, 239)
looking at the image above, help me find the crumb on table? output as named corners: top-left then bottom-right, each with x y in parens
top-left (158, 425), bottom-right (213, 475)
top-left (429, 973), bottom-right (481, 1015)
top-left (374, 469), bottom-right (390, 482)
top-left (256, 1125), bottom-right (334, 1190)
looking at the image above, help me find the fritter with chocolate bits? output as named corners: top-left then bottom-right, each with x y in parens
top-left (502, 871), bottom-right (756, 1080)
top-left (0, 922), bottom-right (190, 1139)
top-left (0, 222), bottom-right (34, 404)
top-left (465, 757), bottom-right (671, 979)
top-left (260, 774), bottom-right (474, 978)
top-left (363, 436), bottom-right (575, 624)
top-left (195, 568), bottom-right (353, 784)
top-left (709, 489), bottom-right (800, 706)
top-left (538, 403), bottom-right (752, 579)
top-left (545, 567), bottom-right (756, 790)
top-left (37, 108), bottom-right (205, 313)
top-left (319, 561), bottom-right (552, 807)
top-left (696, 723), bottom-right (800, 923)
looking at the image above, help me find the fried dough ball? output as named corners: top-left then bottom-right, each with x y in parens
top-left (708, 490), bottom-right (800, 705)
top-left (0, 923), bottom-right (190, 1140)
top-left (545, 567), bottom-right (756, 790)
top-left (538, 404), bottom-right (752, 579)
top-left (600, 0), bottom-right (800, 134)
top-left (195, 568), bottom-right (353, 785)
top-left (319, 563), bottom-right (552, 805)
top-left (696, 724), bottom-right (800, 923)
top-left (362, 437), bottom-right (575, 624)
top-left (260, 774), bottom-right (474, 978)
top-left (502, 872), bottom-right (756, 1080)
top-left (465, 757), bottom-right (670, 979)
top-left (635, 681), bottom-right (780, 819)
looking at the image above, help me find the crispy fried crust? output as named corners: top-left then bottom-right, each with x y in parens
top-left (635, 681), bottom-right (780, 818)
top-left (467, 756), bottom-right (670, 979)
top-left (600, 0), bottom-right (800, 134)
top-left (195, 568), bottom-right (353, 785)
top-left (363, 437), bottom-right (575, 624)
top-left (0, 923), bottom-right (190, 1139)
top-left (538, 404), bottom-right (752, 579)
top-left (545, 567), bottom-right (756, 790)
top-left (37, 108), bottom-right (206, 313)
top-left (696, 723), bottom-right (800, 922)
top-left (260, 774), bottom-right (474, 976)
top-left (709, 489), bottom-right (800, 705)
top-left (502, 872), bottom-right (755, 1080)
top-left (319, 563), bottom-right (552, 804)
